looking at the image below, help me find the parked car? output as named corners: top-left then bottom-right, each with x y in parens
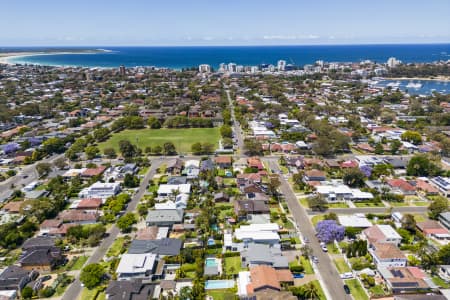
top-left (343, 284), bottom-right (350, 294)
top-left (312, 256), bottom-right (319, 263)
top-left (340, 272), bottom-right (353, 279)
top-left (321, 246), bottom-right (328, 252)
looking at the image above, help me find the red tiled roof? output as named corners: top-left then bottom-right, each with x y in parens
top-left (81, 166), bottom-right (106, 177)
top-left (387, 179), bottom-right (415, 191)
top-left (77, 198), bottom-right (102, 209)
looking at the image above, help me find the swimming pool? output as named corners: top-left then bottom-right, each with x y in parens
top-left (205, 280), bottom-right (235, 290)
top-left (205, 258), bottom-right (218, 268)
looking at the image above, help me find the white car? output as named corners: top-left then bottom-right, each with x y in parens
top-left (340, 272), bottom-right (354, 279)
top-left (321, 246), bottom-right (328, 252)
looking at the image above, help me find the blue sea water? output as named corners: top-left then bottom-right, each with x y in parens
top-left (375, 79), bottom-right (450, 95)
top-left (2, 44), bottom-right (450, 69)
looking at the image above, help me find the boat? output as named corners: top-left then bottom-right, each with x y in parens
top-left (406, 82), bottom-right (422, 89)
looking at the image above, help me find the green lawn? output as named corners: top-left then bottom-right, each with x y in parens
top-left (69, 256), bottom-right (88, 271)
top-left (309, 280), bottom-right (327, 300)
top-left (301, 256), bottom-right (314, 274)
top-left (98, 128), bottom-right (220, 154)
top-left (327, 243), bottom-right (340, 254)
top-left (413, 201), bottom-right (429, 206)
top-left (327, 202), bottom-right (349, 208)
top-left (413, 214), bottom-right (427, 222)
top-left (345, 279), bottom-right (368, 300)
top-left (207, 289), bottom-right (237, 300)
top-left (80, 287), bottom-right (102, 300)
top-left (388, 201), bottom-right (409, 207)
top-left (369, 285), bottom-right (387, 297)
top-left (106, 237), bottom-right (126, 257)
top-left (432, 276), bottom-right (450, 288)
top-left (354, 201), bottom-right (385, 207)
top-left (137, 166), bottom-right (149, 176)
top-left (224, 256), bottom-right (243, 275)
top-left (299, 197), bottom-right (309, 208)
top-left (334, 258), bottom-right (351, 273)
top-left (311, 215), bottom-right (325, 226)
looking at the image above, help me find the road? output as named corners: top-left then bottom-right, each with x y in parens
top-left (225, 88), bottom-right (244, 154)
top-left (266, 158), bottom-right (351, 300)
top-left (308, 206), bottom-right (428, 215)
top-left (0, 153), bottom-right (64, 202)
top-left (62, 158), bottom-right (163, 300)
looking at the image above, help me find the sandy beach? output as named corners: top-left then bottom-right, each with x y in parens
top-left (0, 49), bottom-right (106, 65)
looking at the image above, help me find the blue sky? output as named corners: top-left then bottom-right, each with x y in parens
top-left (1, 0), bottom-right (449, 46)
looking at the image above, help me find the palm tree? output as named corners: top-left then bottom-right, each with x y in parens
top-left (303, 282), bottom-right (320, 299)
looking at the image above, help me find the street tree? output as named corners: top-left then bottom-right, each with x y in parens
top-left (80, 263), bottom-right (104, 289)
top-left (316, 220), bottom-right (345, 244)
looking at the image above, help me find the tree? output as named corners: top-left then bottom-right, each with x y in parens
top-left (80, 263), bottom-right (104, 289)
top-left (401, 130), bottom-right (422, 145)
top-left (437, 244), bottom-right (450, 265)
top-left (401, 214), bottom-right (417, 233)
top-left (53, 157), bottom-right (67, 170)
top-left (123, 173), bottom-right (139, 188)
top-left (117, 213), bottom-right (137, 233)
top-left (220, 124), bottom-right (233, 138)
top-left (21, 286), bottom-right (33, 299)
top-left (267, 175), bottom-right (281, 197)
top-left (93, 127), bottom-right (110, 141)
top-left (390, 139), bottom-right (402, 155)
top-left (36, 162), bottom-right (52, 177)
top-left (407, 154), bottom-right (440, 177)
top-left (153, 145), bottom-right (162, 155)
top-left (147, 116), bottom-right (161, 129)
top-left (191, 142), bottom-right (202, 155)
top-left (103, 147), bottom-right (117, 158)
top-left (343, 168), bottom-right (366, 188)
top-left (316, 220), bottom-right (345, 244)
top-left (428, 196), bottom-right (449, 219)
top-left (85, 146), bottom-right (100, 160)
top-left (303, 282), bottom-right (320, 300)
top-left (119, 140), bottom-right (138, 158)
top-left (374, 143), bottom-right (384, 155)
top-left (244, 139), bottom-right (263, 156)
top-left (179, 286), bottom-right (193, 300)
top-left (307, 195), bottom-right (328, 212)
top-left (300, 245), bottom-right (313, 258)
top-left (163, 142), bottom-right (176, 155)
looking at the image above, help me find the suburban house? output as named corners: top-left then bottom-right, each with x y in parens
top-left (105, 279), bottom-right (156, 300)
top-left (387, 179), bottom-right (416, 195)
top-left (430, 176), bottom-right (450, 197)
top-left (56, 210), bottom-right (99, 225)
top-left (416, 220), bottom-right (450, 241)
top-left (182, 160), bottom-right (200, 178)
top-left (378, 267), bottom-right (431, 294)
top-left (241, 243), bottom-right (289, 269)
top-left (70, 198), bottom-right (102, 212)
top-left (0, 266), bottom-right (39, 297)
top-left (234, 224), bottom-right (280, 245)
top-left (363, 225), bottom-right (402, 245)
top-left (166, 159), bottom-right (183, 175)
top-left (238, 265), bottom-right (293, 296)
top-left (303, 169), bottom-right (326, 182)
top-left (438, 265), bottom-right (450, 282)
top-left (116, 253), bottom-right (157, 279)
top-left (369, 243), bottom-right (407, 268)
top-left (315, 183), bottom-right (373, 202)
top-left (214, 192), bottom-right (230, 203)
top-left (157, 184), bottom-right (191, 198)
top-left (145, 209), bottom-right (183, 227)
top-left (214, 156), bottom-right (232, 168)
top-left (234, 200), bottom-right (270, 218)
top-left (127, 239), bottom-right (182, 256)
top-left (78, 182), bottom-right (121, 199)
top-left (19, 246), bottom-right (64, 272)
top-left (439, 212), bottom-right (450, 230)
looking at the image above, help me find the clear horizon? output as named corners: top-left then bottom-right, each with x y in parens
top-left (0, 0), bottom-right (449, 46)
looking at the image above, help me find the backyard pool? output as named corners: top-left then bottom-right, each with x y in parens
top-left (205, 258), bottom-right (218, 267)
top-left (205, 280), bottom-right (235, 290)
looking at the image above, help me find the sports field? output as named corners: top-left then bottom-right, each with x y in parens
top-left (98, 128), bottom-right (220, 154)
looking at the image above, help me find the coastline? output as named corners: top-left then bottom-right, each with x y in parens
top-left (383, 76), bottom-right (450, 82)
top-left (0, 50), bottom-right (107, 66)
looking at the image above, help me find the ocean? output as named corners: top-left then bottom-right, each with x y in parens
top-left (3, 44), bottom-right (450, 69)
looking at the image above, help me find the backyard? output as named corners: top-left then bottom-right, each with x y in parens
top-left (98, 128), bottom-right (221, 154)
top-left (223, 256), bottom-right (244, 275)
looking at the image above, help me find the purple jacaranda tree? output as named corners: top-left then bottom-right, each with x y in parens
top-left (28, 137), bottom-right (42, 146)
top-left (316, 220), bottom-right (345, 244)
top-left (359, 165), bottom-right (372, 178)
top-left (3, 143), bottom-right (20, 154)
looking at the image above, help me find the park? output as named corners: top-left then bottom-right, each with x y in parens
top-left (98, 128), bottom-right (221, 154)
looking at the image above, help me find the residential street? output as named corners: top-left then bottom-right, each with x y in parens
top-left (265, 158), bottom-right (352, 300)
top-left (62, 158), bottom-right (163, 300)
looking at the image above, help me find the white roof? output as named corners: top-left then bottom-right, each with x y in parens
top-left (236, 223), bottom-right (279, 232)
top-left (155, 200), bottom-right (177, 210)
top-left (185, 160), bottom-right (200, 168)
top-left (378, 224), bottom-right (402, 239)
top-left (157, 184), bottom-right (191, 195)
top-left (316, 184), bottom-right (352, 195)
top-left (224, 233), bottom-right (232, 247)
top-left (350, 189), bottom-right (374, 199)
top-left (237, 271), bottom-right (251, 296)
top-left (235, 230), bottom-right (280, 241)
top-left (63, 168), bottom-right (86, 177)
top-left (338, 215), bottom-right (372, 228)
top-left (116, 253), bottom-right (156, 275)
